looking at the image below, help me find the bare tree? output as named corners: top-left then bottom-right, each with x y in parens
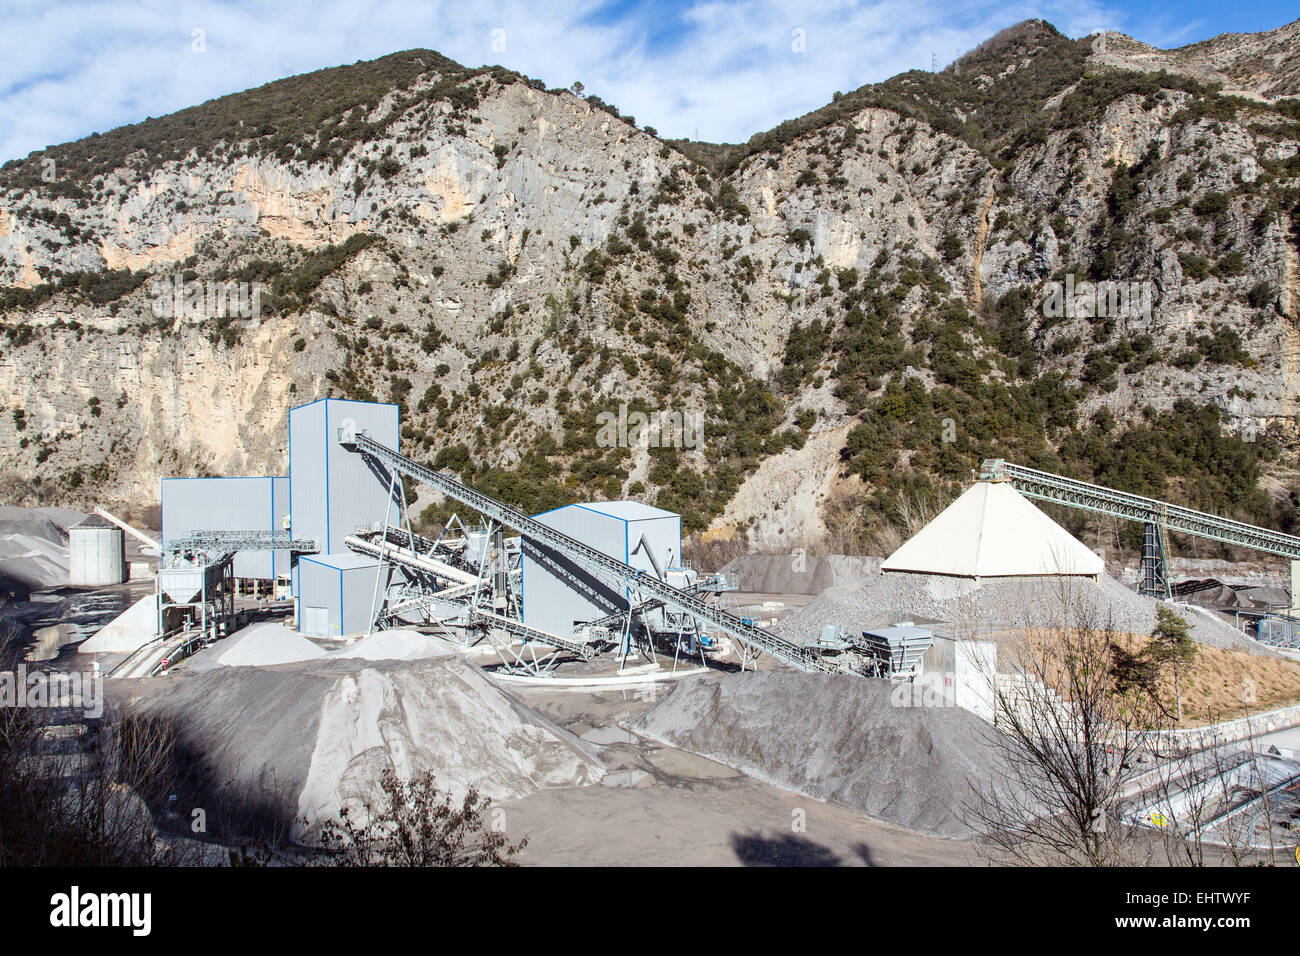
top-left (1143, 713), bottom-right (1279, 867)
top-left (0, 611), bottom-right (206, 866)
top-left (962, 583), bottom-right (1162, 865)
top-left (314, 768), bottom-right (527, 867)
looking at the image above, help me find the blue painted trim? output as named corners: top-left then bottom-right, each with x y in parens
top-left (323, 401), bottom-right (331, 554)
top-left (288, 410), bottom-right (295, 590)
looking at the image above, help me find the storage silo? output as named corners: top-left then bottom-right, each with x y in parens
top-left (68, 514), bottom-right (126, 587)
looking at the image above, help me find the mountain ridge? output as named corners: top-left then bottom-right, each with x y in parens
top-left (0, 18), bottom-right (1297, 559)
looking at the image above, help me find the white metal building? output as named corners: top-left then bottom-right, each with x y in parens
top-left (289, 399), bottom-right (402, 634)
top-left (521, 501), bottom-right (682, 640)
top-left (161, 476), bottom-right (290, 580)
top-left (296, 552), bottom-right (388, 638)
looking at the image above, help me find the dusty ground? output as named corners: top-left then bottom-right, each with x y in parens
top-left (497, 684), bottom-right (983, 866)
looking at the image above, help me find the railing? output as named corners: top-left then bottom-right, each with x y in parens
top-left (167, 530), bottom-right (319, 553)
top-left (342, 430), bottom-right (833, 673)
top-left (466, 607), bottom-right (598, 659)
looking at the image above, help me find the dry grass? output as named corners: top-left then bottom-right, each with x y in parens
top-left (983, 627), bottom-right (1300, 728)
top-left (1112, 632), bottom-right (1300, 726)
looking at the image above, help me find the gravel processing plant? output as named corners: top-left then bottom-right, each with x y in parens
top-left (4, 396), bottom-right (1299, 867)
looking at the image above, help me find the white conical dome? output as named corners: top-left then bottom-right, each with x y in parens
top-left (881, 481), bottom-right (1103, 578)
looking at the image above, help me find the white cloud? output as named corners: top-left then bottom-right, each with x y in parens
top-left (0, 0), bottom-right (1235, 164)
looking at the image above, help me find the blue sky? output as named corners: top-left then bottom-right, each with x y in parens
top-left (1, 0), bottom-right (1296, 164)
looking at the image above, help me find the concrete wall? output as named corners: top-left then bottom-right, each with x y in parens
top-left (161, 476), bottom-right (289, 580)
top-left (522, 502), bottom-right (681, 640)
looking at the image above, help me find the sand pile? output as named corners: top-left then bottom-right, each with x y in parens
top-left (80, 594), bottom-right (159, 654)
top-left (133, 656), bottom-right (604, 842)
top-left (632, 671), bottom-right (999, 837)
top-left (323, 629), bottom-right (459, 661)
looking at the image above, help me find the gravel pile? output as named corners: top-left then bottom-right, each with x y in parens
top-left (775, 570), bottom-right (1276, 657)
top-left (323, 629), bottom-right (459, 661)
top-left (720, 554), bottom-right (882, 595)
top-left (133, 656), bottom-right (604, 842)
top-left (632, 671), bottom-right (999, 837)
top-left (775, 571), bottom-right (1148, 636)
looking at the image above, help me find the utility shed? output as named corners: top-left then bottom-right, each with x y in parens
top-left (69, 514), bottom-right (126, 587)
top-left (296, 553), bottom-right (387, 638)
top-left (161, 476), bottom-right (290, 580)
top-left (522, 501), bottom-right (681, 640)
top-left (922, 633), bottom-right (998, 722)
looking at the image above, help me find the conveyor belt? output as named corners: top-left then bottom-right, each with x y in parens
top-left (341, 430), bottom-right (833, 672)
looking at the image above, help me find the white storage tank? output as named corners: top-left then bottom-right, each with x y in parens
top-left (68, 514), bottom-right (126, 587)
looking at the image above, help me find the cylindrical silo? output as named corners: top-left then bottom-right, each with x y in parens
top-left (68, 515), bottom-right (127, 587)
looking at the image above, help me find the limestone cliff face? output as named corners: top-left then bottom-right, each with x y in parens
top-left (0, 23), bottom-right (1297, 548)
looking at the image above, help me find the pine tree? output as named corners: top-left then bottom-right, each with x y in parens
top-left (1146, 606), bottom-right (1197, 722)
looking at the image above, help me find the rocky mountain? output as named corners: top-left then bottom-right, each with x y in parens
top-left (1, 19), bottom-right (1297, 558)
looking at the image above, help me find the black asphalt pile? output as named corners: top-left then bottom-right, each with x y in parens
top-left (631, 671), bottom-right (997, 838)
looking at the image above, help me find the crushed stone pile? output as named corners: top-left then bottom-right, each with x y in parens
top-left (632, 671), bottom-right (997, 838)
top-left (133, 656), bottom-right (604, 842)
top-left (0, 506), bottom-right (81, 596)
top-left (721, 554), bottom-right (883, 595)
top-left (207, 622), bottom-right (326, 668)
top-left (775, 569), bottom-right (1276, 657)
top-left (186, 623), bottom-right (462, 671)
top-left (776, 571), bottom-right (1154, 638)
top-left (324, 628), bottom-right (459, 661)
top-left (1173, 602), bottom-right (1280, 657)
top-left (0, 505), bottom-right (82, 544)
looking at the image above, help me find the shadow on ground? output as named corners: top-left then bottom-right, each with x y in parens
top-left (730, 831), bottom-right (879, 866)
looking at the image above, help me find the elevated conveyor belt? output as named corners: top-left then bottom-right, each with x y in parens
top-left (980, 459), bottom-right (1300, 558)
top-left (466, 607), bottom-right (597, 659)
top-left (343, 533), bottom-right (480, 585)
top-left (168, 529), bottom-right (318, 554)
top-left (341, 430), bottom-right (833, 673)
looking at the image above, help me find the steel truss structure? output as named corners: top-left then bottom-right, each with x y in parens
top-left (980, 459), bottom-right (1300, 599)
top-left (339, 428), bottom-right (871, 675)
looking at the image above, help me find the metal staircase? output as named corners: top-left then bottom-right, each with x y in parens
top-left (341, 429), bottom-right (836, 673)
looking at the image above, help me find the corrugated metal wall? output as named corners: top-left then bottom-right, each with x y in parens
top-left (161, 476), bottom-right (287, 579)
top-left (521, 504), bottom-right (681, 640)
